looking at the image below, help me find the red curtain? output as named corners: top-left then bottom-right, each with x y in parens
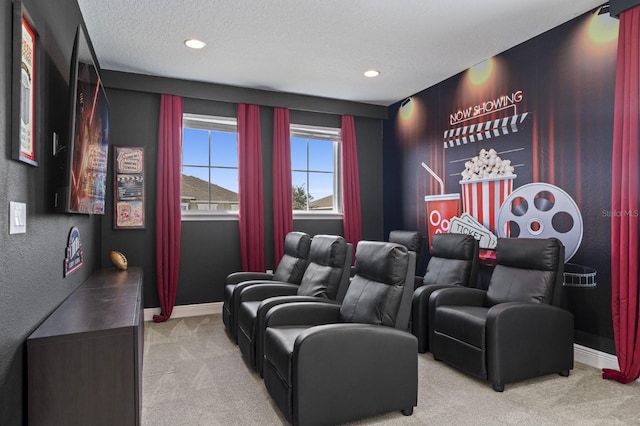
top-left (603, 6), bottom-right (640, 384)
top-left (273, 107), bottom-right (293, 261)
top-left (341, 115), bottom-right (362, 257)
top-left (154, 94), bottom-right (183, 323)
top-left (238, 104), bottom-right (265, 272)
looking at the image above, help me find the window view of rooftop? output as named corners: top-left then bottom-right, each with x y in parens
top-left (180, 174), bottom-right (238, 211)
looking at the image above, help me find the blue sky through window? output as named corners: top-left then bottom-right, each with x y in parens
top-left (291, 137), bottom-right (334, 203)
top-left (182, 128), bottom-right (239, 193)
top-left (182, 129), bottom-right (336, 203)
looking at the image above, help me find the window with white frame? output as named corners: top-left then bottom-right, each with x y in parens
top-left (181, 113), bottom-right (239, 215)
top-left (290, 124), bottom-right (342, 214)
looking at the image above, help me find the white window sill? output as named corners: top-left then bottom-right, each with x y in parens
top-left (181, 212), bottom-right (239, 221)
top-left (181, 211), bottom-right (344, 222)
top-left (293, 212), bottom-right (343, 220)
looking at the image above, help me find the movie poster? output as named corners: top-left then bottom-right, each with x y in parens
top-left (114, 146), bottom-right (145, 229)
top-left (19, 18), bottom-right (36, 162)
top-left (69, 61), bottom-right (110, 214)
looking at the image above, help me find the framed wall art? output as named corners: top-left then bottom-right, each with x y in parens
top-left (11, 0), bottom-right (39, 166)
top-left (114, 146), bottom-right (145, 229)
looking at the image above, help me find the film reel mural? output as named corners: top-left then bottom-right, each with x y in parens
top-left (497, 182), bottom-right (596, 287)
top-left (497, 183), bottom-right (582, 260)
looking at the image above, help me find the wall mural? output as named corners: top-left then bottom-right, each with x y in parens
top-left (384, 7), bottom-right (620, 352)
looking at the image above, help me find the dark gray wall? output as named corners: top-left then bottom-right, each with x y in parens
top-left (101, 72), bottom-right (386, 306)
top-left (0, 0), bottom-right (384, 420)
top-left (0, 0), bottom-right (102, 423)
top-left (100, 88), bottom-right (160, 308)
top-left (610, 0), bottom-right (640, 16)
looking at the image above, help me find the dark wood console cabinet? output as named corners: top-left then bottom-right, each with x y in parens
top-left (27, 267), bottom-right (143, 426)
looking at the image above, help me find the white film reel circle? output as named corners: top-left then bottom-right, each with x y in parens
top-left (497, 182), bottom-right (583, 262)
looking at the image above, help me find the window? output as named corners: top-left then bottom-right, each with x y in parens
top-left (181, 113), bottom-right (238, 216)
top-left (290, 124), bottom-right (342, 214)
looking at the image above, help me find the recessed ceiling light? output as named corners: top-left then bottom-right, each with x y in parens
top-left (364, 70), bottom-right (380, 78)
top-left (184, 39), bottom-right (206, 49)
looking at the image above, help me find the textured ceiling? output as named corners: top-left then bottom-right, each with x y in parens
top-left (76, 0), bottom-right (606, 106)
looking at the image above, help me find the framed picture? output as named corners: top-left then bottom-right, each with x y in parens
top-left (11, 0), bottom-right (39, 166)
top-left (114, 146), bottom-right (145, 229)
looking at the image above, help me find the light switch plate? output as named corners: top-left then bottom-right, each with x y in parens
top-left (9, 201), bottom-right (26, 234)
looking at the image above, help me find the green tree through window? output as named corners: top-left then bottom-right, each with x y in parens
top-left (292, 184), bottom-right (313, 210)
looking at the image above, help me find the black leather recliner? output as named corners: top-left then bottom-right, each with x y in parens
top-left (262, 241), bottom-right (417, 425)
top-left (430, 237), bottom-right (574, 392)
top-left (350, 230), bottom-right (423, 277)
top-left (389, 230), bottom-right (424, 276)
top-left (236, 235), bottom-right (351, 372)
top-left (222, 231), bottom-right (311, 342)
top-left (411, 233), bottom-right (479, 353)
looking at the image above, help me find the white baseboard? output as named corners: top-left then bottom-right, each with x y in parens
top-left (573, 343), bottom-right (619, 370)
top-left (143, 302), bottom-right (222, 322)
top-left (571, 344), bottom-right (640, 382)
top-left (143, 303), bottom-right (637, 382)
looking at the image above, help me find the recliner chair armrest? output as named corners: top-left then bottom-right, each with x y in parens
top-left (413, 283), bottom-right (463, 308)
top-left (413, 276), bottom-right (423, 289)
top-left (428, 287), bottom-right (487, 352)
top-left (232, 279), bottom-right (290, 318)
top-left (411, 283), bottom-right (463, 353)
top-left (238, 283), bottom-right (299, 302)
top-left (487, 302), bottom-right (574, 348)
top-left (429, 286), bottom-right (486, 309)
top-left (255, 296), bottom-right (340, 374)
top-left (486, 302), bottom-right (574, 387)
top-left (292, 324), bottom-right (417, 426)
top-left (226, 271), bottom-right (274, 285)
top-left (265, 302), bottom-right (342, 328)
top-left (258, 297), bottom-right (339, 334)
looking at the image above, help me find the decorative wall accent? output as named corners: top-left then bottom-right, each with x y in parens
top-left (114, 146), bottom-right (145, 229)
top-left (63, 227), bottom-right (83, 277)
top-left (385, 8), bottom-right (619, 352)
top-left (11, 0), bottom-right (38, 166)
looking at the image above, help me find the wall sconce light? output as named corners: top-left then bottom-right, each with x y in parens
top-left (399, 97), bottom-right (416, 122)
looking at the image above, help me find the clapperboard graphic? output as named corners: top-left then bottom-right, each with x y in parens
top-left (443, 113), bottom-right (531, 150)
top-left (442, 112), bottom-right (533, 235)
top-left (443, 112), bottom-right (533, 192)
top-left (117, 174), bottom-right (144, 200)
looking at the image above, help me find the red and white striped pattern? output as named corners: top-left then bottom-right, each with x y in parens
top-left (460, 176), bottom-right (514, 234)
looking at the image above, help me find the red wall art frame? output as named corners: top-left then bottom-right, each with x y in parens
top-left (11, 0), bottom-right (39, 166)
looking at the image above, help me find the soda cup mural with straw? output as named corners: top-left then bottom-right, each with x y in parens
top-left (422, 162), bottom-right (461, 244)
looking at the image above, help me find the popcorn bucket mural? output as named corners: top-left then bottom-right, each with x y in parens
top-left (459, 148), bottom-right (516, 235)
top-left (460, 176), bottom-right (514, 235)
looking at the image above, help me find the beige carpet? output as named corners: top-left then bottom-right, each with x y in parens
top-left (142, 315), bottom-right (640, 425)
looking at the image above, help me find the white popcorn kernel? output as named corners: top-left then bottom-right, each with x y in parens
top-left (460, 148), bottom-right (514, 181)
